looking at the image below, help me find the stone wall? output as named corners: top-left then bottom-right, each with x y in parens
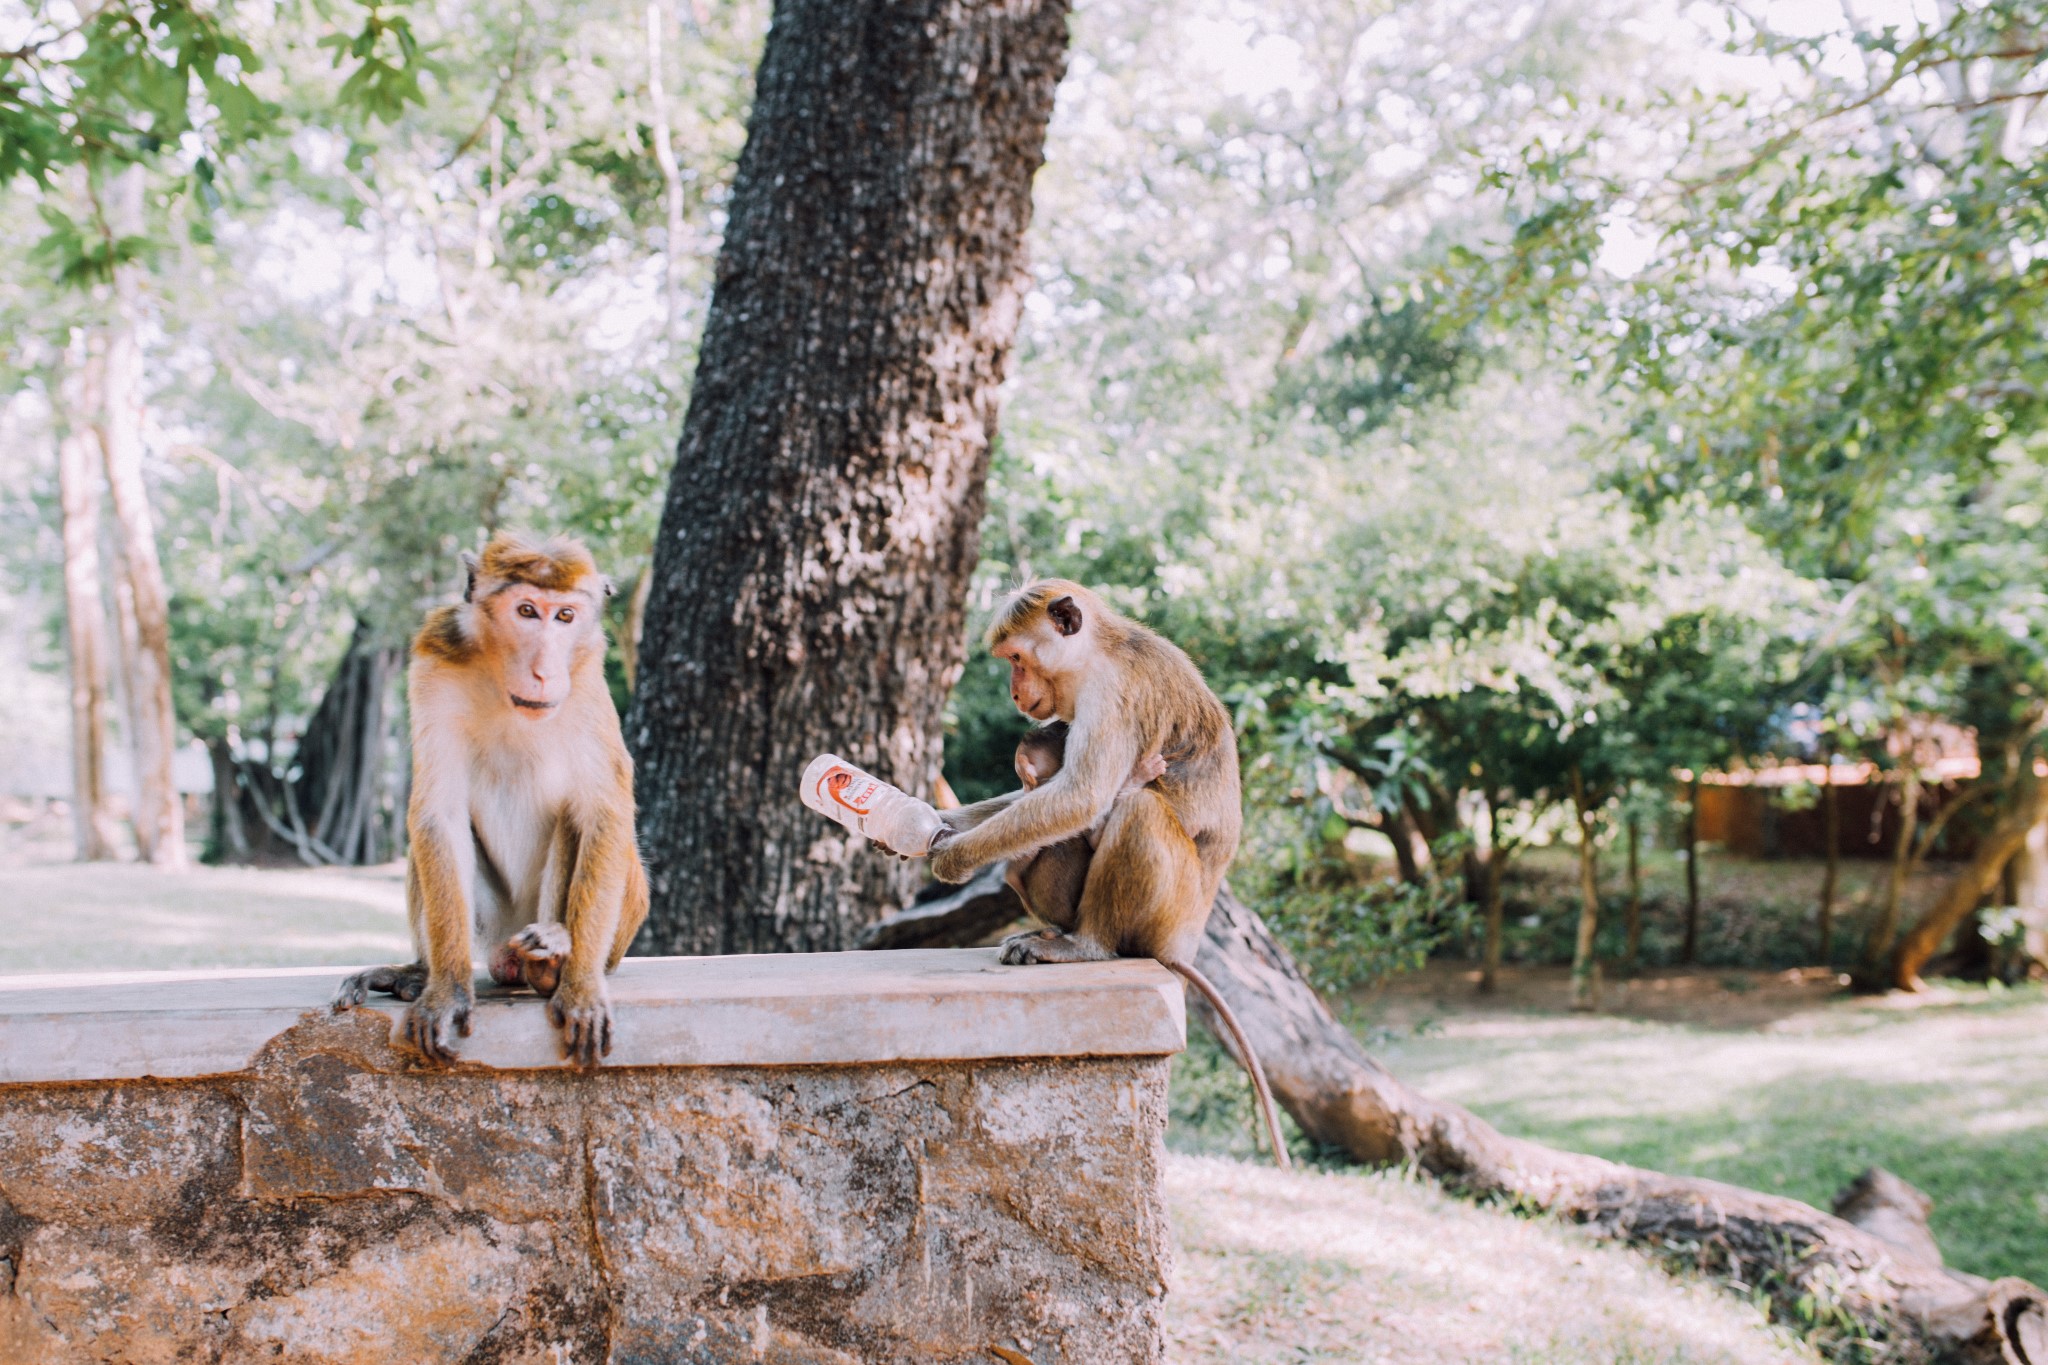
top-left (0, 951), bottom-right (1183, 1364)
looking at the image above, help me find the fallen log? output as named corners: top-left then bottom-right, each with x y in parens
top-left (861, 874), bottom-right (2047, 1360)
top-left (855, 863), bottom-right (1026, 950)
top-left (1191, 886), bottom-right (2047, 1365)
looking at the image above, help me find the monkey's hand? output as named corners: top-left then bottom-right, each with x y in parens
top-left (548, 978), bottom-right (614, 1067)
top-left (333, 962), bottom-right (428, 1010)
top-left (396, 977), bottom-right (474, 1063)
top-left (1125, 752), bottom-right (1169, 793)
top-left (927, 827), bottom-right (983, 884)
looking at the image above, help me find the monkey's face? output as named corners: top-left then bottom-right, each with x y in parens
top-left (482, 583), bottom-right (600, 718)
top-left (994, 631), bottom-right (1068, 721)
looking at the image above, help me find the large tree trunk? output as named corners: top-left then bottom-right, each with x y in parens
top-left (93, 174), bottom-right (187, 870)
top-left (56, 345), bottom-right (120, 863)
top-left (289, 621), bottom-right (402, 865)
top-left (2013, 813), bottom-right (2048, 975)
top-left (1190, 886), bottom-right (2046, 1364)
top-left (627, 0), bottom-right (1071, 955)
top-left (1888, 773), bottom-right (2048, 991)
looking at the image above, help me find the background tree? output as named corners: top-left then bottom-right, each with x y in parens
top-left (1477, 0), bottom-right (2048, 988)
top-left (2, 0), bottom-right (431, 864)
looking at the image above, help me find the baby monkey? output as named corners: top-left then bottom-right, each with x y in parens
top-left (1002, 722), bottom-right (1290, 1167)
top-left (1004, 722), bottom-right (1166, 913)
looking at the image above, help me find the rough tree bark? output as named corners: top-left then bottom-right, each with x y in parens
top-left (93, 172), bottom-right (187, 870)
top-left (627, 0), bottom-right (1072, 955)
top-left (1189, 886), bottom-right (2046, 1365)
top-left (56, 343), bottom-right (120, 863)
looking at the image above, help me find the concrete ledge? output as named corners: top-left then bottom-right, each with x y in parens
top-left (0, 948), bottom-right (1185, 1084)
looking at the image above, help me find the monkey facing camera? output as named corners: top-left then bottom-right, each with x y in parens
top-left (333, 532), bottom-right (650, 1067)
top-left (928, 579), bottom-right (1291, 1167)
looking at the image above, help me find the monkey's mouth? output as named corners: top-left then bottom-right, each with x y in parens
top-left (509, 695), bottom-right (560, 711)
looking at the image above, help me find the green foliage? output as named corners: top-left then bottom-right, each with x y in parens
top-left (2, 0), bottom-right (274, 185)
top-left (1257, 859), bottom-right (1473, 995)
top-left (1297, 281), bottom-right (1484, 438)
top-left (1471, 0), bottom-right (2048, 799)
top-left (318, 1), bottom-right (430, 124)
top-left (1, 0), bottom-right (442, 311)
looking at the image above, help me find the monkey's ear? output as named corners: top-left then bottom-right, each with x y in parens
top-left (1047, 595), bottom-right (1083, 637)
top-left (460, 551), bottom-right (481, 603)
top-left (600, 575), bottom-right (617, 599)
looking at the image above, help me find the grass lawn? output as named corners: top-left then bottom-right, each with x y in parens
top-left (0, 857), bottom-right (411, 972)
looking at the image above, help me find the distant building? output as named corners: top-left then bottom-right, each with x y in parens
top-left (1693, 726), bottom-right (1983, 861)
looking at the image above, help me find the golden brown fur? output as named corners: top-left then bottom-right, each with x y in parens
top-left (931, 580), bottom-right (1289, 1166)
top-left (334, 531), bottom-right (648, 1066)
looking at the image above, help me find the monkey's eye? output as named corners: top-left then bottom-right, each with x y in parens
top-left (517, 602), bottom-right (541, 619)
top-left (556, 608), bottom-right (575, 623)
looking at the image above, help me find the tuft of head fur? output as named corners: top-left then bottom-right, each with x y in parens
top-left (985, 579), bottom-right (1127, 649)
top-left (415, 531), bottom-right (610, 664)
top-left (467, 531), bottom-right (607, 600)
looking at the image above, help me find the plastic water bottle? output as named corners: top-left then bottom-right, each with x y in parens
top-left (799, 755), bottom-right (945, 857)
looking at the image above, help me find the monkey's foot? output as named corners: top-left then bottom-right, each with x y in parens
top-left (510, 922), bottom-right (570, 997)
top-left (996, 927), bottom-right (1059, 959)
top-left (548, 985), bottom-right (614, 1067)
top-left (332, 962), bottom-right (428, 1010)
top-left (999, 931), bottom-right (1118, 966)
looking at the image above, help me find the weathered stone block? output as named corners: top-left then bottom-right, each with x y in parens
top-left (0, 950), bottom-right (1181, 1364)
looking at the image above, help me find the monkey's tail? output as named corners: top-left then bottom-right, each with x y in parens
top-left (1163, 959), bottom-right (1292, 1170)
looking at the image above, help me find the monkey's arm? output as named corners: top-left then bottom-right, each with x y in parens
top-left (399, 719), bottom-right (478, 1061)
top-left (551, 784), bottom-right (634, 1065)
top-left (929, 722), bottom-right (1138, 883)
top-left (937, 787), bottom-right (1026, 833)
